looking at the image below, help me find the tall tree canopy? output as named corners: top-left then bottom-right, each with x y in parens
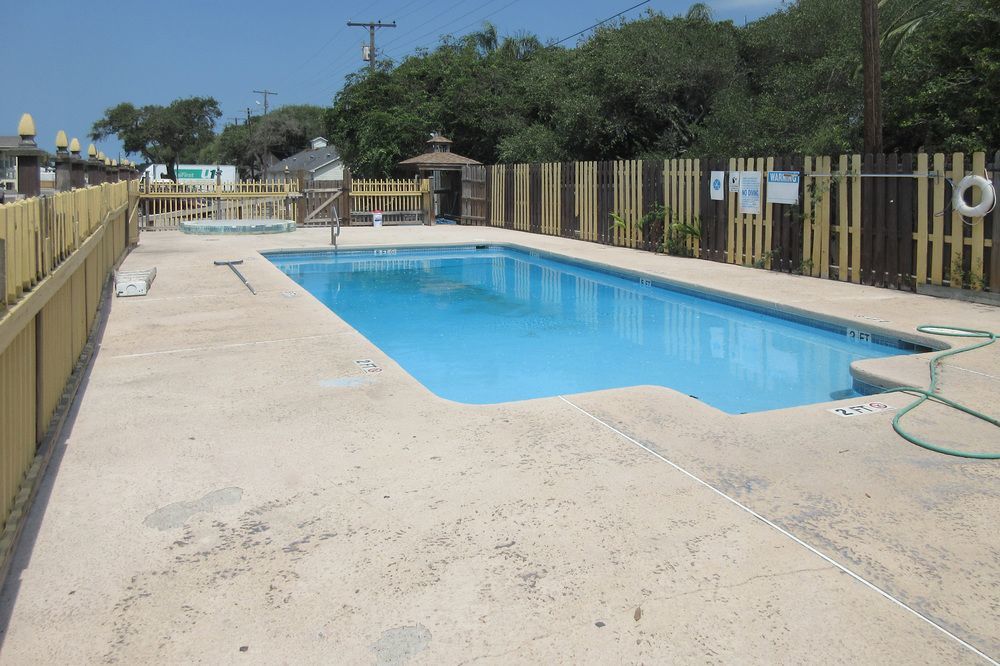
top-left (324, 1), bottom-right (999, 177)
top-left (91, 97), bottom-right (221, 180)
top-left (201, 104), bottom-right (327, 177)
top-left (92, 2), bottom-right (998, 180)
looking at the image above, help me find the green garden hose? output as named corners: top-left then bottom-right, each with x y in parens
top-left (887, 325), bottom-right (999, 459)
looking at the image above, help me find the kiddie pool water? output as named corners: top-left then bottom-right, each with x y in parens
top-left (266, 245), bottom-right (914, 413)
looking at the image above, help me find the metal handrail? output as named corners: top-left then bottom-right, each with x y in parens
top-left (331, 204), bottom-right (341, 249)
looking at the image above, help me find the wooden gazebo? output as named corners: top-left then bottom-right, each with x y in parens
top-left (398, 133), bottom-right (480, 220)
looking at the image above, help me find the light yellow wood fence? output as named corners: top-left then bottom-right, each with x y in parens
top-left (138, 179), bottom-right (299, 230)
top-left (0, 180), bottom-right (135, 548)
top-left (350, 178), bottom-right (431, 221)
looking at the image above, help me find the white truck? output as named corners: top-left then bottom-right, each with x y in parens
top-left (143, 164), bottom-right (237, 184)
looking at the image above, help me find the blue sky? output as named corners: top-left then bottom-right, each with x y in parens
top-left (4, 0), bottom-right (783, 161)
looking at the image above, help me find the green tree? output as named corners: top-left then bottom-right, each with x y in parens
top-left (201, 104), bottom-right (327, 178)
top-left (882, 0), bottom-right (1000, 152)
top-left (91, 97), bottom-right (221, 180)
top-left (315, 1), bottom-right (1000, 171)
top-left (695, 0), bottom-right (863, 155)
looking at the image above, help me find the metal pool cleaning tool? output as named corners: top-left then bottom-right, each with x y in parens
top-left (887, 325), bottom-right (998, 459)
top-left (214, 260), bottom-right (256, 295)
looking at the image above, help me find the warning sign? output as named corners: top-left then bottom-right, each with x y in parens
top-left (766, 171), bottom-right (800, 205)
top-left (738, 171), bottom-right (762, 215)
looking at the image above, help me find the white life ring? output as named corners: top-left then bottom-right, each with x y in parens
top-left (952, 174), bottom-right (995, 218)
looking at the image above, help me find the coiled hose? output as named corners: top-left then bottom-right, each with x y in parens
top-left (888, 325), bottom-right (999, 459)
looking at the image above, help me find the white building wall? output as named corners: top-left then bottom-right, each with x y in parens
top-left (312, 161), bottom-right (344, 181)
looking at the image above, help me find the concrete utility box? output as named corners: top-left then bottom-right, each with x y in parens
top-left (115, 268), bottom-right (157, 297)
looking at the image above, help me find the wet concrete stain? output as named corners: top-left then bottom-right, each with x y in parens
top-left (370, 625), bottom-right (432, 666)
top-left (143, 487), bottom-right (244, 530)
top-left (319, 376), bottom-right (372, 388)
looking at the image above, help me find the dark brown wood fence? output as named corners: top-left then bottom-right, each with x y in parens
top-left (483, 151), bottom-right (999, 294)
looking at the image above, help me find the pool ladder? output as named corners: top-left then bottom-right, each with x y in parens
top-left (330, 204), bottom-right (342, 250)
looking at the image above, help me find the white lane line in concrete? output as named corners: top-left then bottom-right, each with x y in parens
top-left (110, 334), bottom-right (337, 359)
top-left (946, 365), bottom-right (1000, 383)
top-left (120, 293), bottom-right (247, 303)
top-left (557, 395), bottom-right (998, 666)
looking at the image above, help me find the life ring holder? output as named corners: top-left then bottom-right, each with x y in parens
top-left (951, 174), bottom-right (996, 221)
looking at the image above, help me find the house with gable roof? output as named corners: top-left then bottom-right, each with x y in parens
top-left (265, 137), bottom-right (345, 181)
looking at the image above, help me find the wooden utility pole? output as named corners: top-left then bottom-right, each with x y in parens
top-left (253, 89), bottom-right (278, 115)
top-left (861, 0), bottom-right (882, 154)
top-left (347, 20), bottom-right (396, 72)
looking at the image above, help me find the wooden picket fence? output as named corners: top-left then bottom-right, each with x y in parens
top-left (0, 180), bottom-right (136, 554)
top-left (484, 152), bottom-right (999, 292)
top-left (138, 176), bottom-right (435, 229)
top-left (137, 179), bottom-right (300, 230)
top-left (349, 178), bottom-right (432, 225)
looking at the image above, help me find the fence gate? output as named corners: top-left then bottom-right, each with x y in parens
top-left (300, 180), bottom-right (347, 226)
top-left (460, 165), bottom-right (487, 225)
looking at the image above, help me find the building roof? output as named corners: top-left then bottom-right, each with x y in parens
top-left (0, 136), bottom-right (21, 150)
top-left (397, 150), bottom-right (481, 170)
top-left (266, 143), bottom-right (342, 175)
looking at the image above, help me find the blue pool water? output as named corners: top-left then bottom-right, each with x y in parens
top-left (266, 245), bottom-right (914, 413)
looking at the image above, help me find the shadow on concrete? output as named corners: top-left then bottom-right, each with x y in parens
top-left (0, 286), bottom-right (114, 649)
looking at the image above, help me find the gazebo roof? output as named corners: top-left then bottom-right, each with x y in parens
top-left (427, 133), bottom-right (453, 145)
top-left (398, 150), bottom-right (482, 171)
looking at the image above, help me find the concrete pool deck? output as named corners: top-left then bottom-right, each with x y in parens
top-left (1, 225), bottom-right (997, 664)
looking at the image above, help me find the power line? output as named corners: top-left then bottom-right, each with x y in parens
top-left (552, 0), bottom-right (650, 46)
top-left (301, 0), bottom-right (507, 100)
top-left (282, 0), bottom-right (393, 93)
top-left (379, 0), bottom-right (470, 53)
top-left (433, 0), bottom-right (526, 50)
top-left (381, 0), bottom-right (518, 59)
top-left (389, 0), bottom-right (432, 26)
top-left (305, 0), bottom-right (518, 101)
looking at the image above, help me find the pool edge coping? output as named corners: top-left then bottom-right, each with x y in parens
top-left (260, 240), bottom-right (952, 410)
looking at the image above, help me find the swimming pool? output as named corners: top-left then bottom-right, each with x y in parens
top-left (266, 245), bottom-right (916, 412)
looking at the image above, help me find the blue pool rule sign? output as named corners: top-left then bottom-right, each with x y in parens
top-left (767, 171), bottom-right (800, 205)
top-left (710, 171), bottom-right (725, 200)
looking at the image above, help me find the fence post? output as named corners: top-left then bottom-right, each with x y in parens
top-left (14, 114), bottom-right (41, 198)
top-left (214, 168), bottom-right (222, 221)
top-left (127, 179), bottom-right (139, 247)
top-left (86, 145), bottom-right (104, 185)
top-left (69, 139), bottom-right (85, 189)
top-left (0, 238), bottom-right (5, 307)
top-left (54, 130), bottom-right (72, 192)
top-left (295, 171), bottom-right (307, 226)
top-left (341, 168), bottom-right (352, 223)
top-left (421, 178), bottom-right (433, 225)
top-left (991, 151), bottom-right (1000, 293)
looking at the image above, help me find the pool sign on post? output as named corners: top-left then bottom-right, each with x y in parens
top-left (766, 171), bottom-right (801, 205)
top-left (738, 171), bottom-right (762, 215)
top-left (710, 171), bottom-right (725, 200)
top-left (728, 171), bottom-right (740, 192)
top-left (372, 210), bottom-right (383, 227)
